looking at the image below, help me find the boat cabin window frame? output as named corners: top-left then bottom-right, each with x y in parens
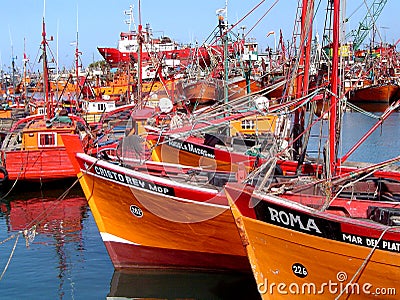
top-left (241, 119), bottom-right (255, 130)
top-left (38, 107), bottom-right (46, 115)
top-left (38, 132), bottom-right (58, 148)
top-left (98, 103), bottom-right (106, 112)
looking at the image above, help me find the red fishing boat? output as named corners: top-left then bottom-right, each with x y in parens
top-left (0, 16), bottom-right (92, 184)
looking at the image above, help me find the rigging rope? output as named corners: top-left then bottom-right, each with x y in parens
top-left (244, 0), bottom-right (280, 39)
top-left (0, 157), bottom-right (99, 281)
top-left (335, 225), bottom-right (400, 300)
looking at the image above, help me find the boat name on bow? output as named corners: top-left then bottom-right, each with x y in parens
top-left (92, 165), bottom-right (175, 196)
top-left (167, 139), bottom-right (215, 159)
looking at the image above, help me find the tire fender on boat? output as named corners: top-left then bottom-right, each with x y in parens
top-left (0, 166), bottom-right (8, 184)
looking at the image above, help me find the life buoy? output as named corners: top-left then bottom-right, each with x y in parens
top-left (0, 166), bottom-right (8, 184)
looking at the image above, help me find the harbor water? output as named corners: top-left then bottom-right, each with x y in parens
top-left (0, 111), bottom-right (398, 299)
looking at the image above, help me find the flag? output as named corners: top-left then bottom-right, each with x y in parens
top-left (216, 8), bottom-right (226, 15)
top-left (267, 31), bottom-right (275, 37)
top-left (23, 52), bottom-right (29, 63)
top-left (279, 29), bottom-right (286, 60)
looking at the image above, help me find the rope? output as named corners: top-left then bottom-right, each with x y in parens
top-left (320, 169), bottom-right (376, 211)
top-left (244, 0), bottom-right (280, 39)
top-left (0, 156), bottom-right (100, 281)
top-left (335, 225), bottom-right (400, 300)
top-left (345, 101), bottom-right (381, 119)
top-left (0, 159), bottom-right (25, 201)
top-left (0, 233), bottom-right (20, 281)
top-left (0, 176), bottom-right (19, 201)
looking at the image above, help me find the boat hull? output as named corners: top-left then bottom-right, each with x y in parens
top-left (98, 46), bottom-right (211, 69)
top-left (149, 136), bottom-right (261, 173)
top-left (76, 153), bottom-right (250, 272)
top-left (347, 83), bottom-right (399, 103)
top-left (181, 79), bottom-right (223, 105)
top-left (225, 184), bottom-right (400, 299)
top-left (3, 148), bottom-right (77, 181)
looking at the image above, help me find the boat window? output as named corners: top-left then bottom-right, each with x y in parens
top-left (38, 132), bottom-right (57, 147)
top-left (241, 119), bottom-right (255, 130)
top-left (98, 103), bottom-right (106, 111)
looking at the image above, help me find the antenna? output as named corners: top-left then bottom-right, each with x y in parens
top-left (56, 19), bottom-right (59, 78)
top-left (8, 25), bottom-right (17, 94)
top-left (124, 4), bottom-right (135, 32)
top-left (75, 4), bottom-right (81, 102)
top-left (225, 0), bottom-right (228, 22)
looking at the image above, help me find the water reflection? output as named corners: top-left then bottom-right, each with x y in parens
top-left (107, 269), bottom-right (261, 300)
top-left (0, 188), bottom-right (89, 298)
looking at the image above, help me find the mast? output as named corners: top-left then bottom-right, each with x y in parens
top-left (23, 38), bottom-right (28, 105)
top-left (75, 7), bottom-right (80, 106)
top-left (41, 16), bottom-right (51, 119)
top-left (294, 0), bottom-right (314, 173)
top-left (329, 0), bottom-right (340, 177)
top-left (216, 7), bottom-right (229, 116)
top-left (293, 0), bottom-right (314, 167)
top-left (302, 1), bottom-right (313, 98)
top-left (8, 26), bottom-right (16, 98)
top-left (124, 4), bottom-right (134, 103)
top-left (137, 1), bottom-right (143, 108)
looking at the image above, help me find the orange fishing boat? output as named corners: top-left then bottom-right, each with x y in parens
top-left (347, 81), bottom-right (399, 103)
top-left (62, 134), bottom-right (250, 272)
top-left (148, 118), bottom-right (277, 173)
top-left (178, 78), bottom-right (224, 106)
top-left (224, 2), bottom-right (400, 299)
top-left (226, 175), bottom-right (400, 299)
top-left (227, 76), bottom-right (264, 101)
top-left (147, 99), bottom-right (284, 173)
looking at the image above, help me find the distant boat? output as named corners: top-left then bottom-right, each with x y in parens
top-left (0, 17), bottom-right (92, 185)
top-left (98, 6), bottom-right (243, 69)
top-left (80, 95), bottom-right (117, 128)
top-left (347, 81), bottom-right (399, 103)
top-left (98, 32), bottom-right (243, 70)
top-left (178, 78), bottom-right (224, 106)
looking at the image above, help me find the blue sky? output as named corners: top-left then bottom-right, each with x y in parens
top-left (1, 0), bottom-right (398, 73)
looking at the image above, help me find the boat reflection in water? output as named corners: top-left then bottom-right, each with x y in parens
top-left (107, 269), bottom-right (261, 300)
top-left (0, 188), bottom-right (89, 290)
top-left (2, 187), bottom-right (88, 239)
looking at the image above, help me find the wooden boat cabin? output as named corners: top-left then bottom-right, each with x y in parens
top-left (0, 112), bottom-right (91, 182)
top-left (80, 95), bottom-right (117, 128)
